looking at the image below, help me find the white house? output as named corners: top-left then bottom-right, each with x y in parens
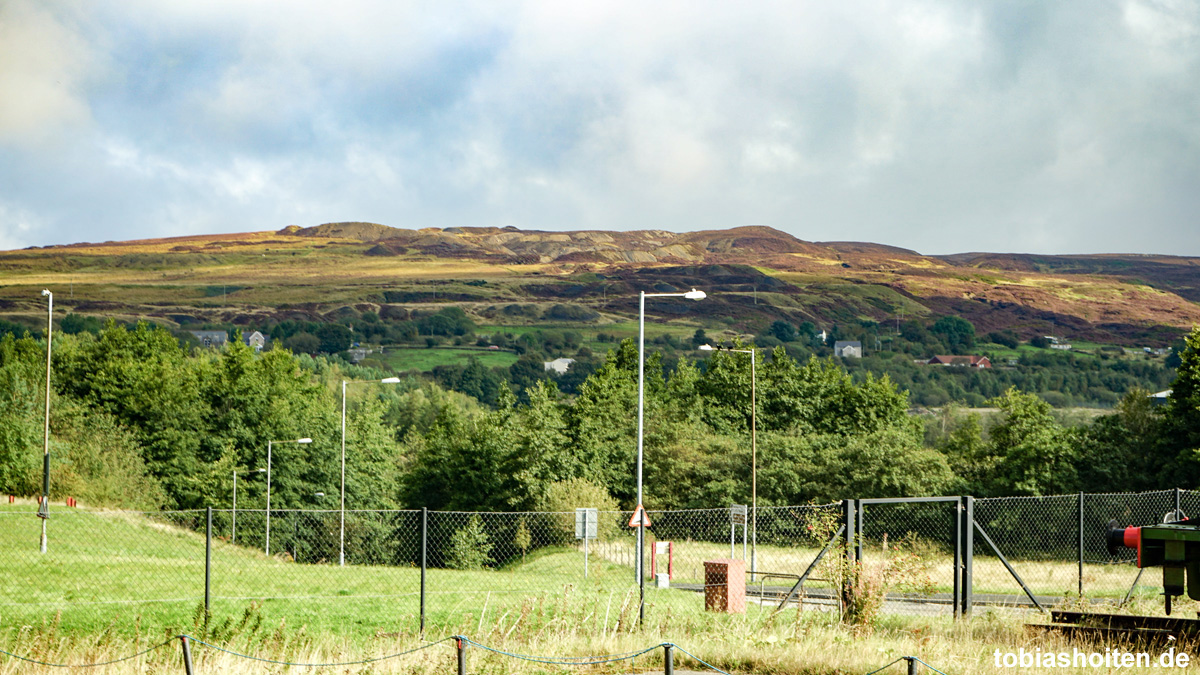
top-left (243, 331), bottom-right (266, 352)
top-left (833, 341), bottom-right (863, 358)
top-left (543, 357), bottom-right (576, 375)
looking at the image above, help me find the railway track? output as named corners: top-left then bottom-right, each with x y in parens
top-left (1029, 611), bottom-right (1200, 646)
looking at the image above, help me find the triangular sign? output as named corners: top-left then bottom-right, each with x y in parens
top-left (628, 504), bottom-right (652, 528)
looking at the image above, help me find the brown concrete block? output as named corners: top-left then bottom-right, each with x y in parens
top-left (703, 559), bottom-right (746, 613)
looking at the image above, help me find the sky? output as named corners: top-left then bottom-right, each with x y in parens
top-left (1, 0), bottom-right (1198, 256)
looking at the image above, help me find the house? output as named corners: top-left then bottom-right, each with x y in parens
top-left (1149, 389), bottom-right (1172, 407)
top-left (1050, 343), bottom-right (1072, 351)
top-left (189, 330), bottom-right (228, 348)
top-left (243, 331), bottom-right (266, 352)
top-left (543, 357), bottom-right (576, 375)
top-left (927, 355), bottom-right (991, 368)
top-left (348, 347), bottom-right (372, 363)
top-left (833, 341), bottom-right (862, 358)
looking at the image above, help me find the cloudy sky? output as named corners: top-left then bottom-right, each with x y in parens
top-left (1, 0), bottom-right (1198, 255)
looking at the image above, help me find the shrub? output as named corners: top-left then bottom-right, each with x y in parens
top-left (537, 478), bottom-right (621, 544)
top-left (445, 514), bottom-right (494, 570)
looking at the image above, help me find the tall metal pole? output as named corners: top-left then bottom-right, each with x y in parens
top-left (339, 378), bottom-right (398, 567)
top-left (750, 348), bottom-right (757, 582)
top-left (232, 471), bottom-right (238, 544)
top-left (636, 291), bottom-right (646, 624)
top-left (39, 290), bottom-right (52, 554)
top-left (265, 441), bottom-right (272, 556)
top-left (341, 380), bottom-right (347, 567)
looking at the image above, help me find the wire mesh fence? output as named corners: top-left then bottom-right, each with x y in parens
top-left (1, 489), bottom-right (1196, 629)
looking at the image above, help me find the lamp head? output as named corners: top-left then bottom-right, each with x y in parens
top-left (381, 377), bottom-right (401, 384)
top-left (41, 289), bottom-right (51, 297)
top-left (683, 289), bottom-right (706, 300)
top-left (314, 491), bottom-right (325, 497)
top-left (698, 344), bottom-right (715, 352)
top-left (255, 468), bottom-right (266, 473)
top-left (297, 438), bottom-right (313, 444)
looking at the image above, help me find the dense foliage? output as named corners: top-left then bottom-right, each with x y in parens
top-left (1, 322), bottom-right (1198, 514)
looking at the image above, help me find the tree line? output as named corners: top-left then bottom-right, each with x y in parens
top-left (1, 322), bottom-right (1199, 514)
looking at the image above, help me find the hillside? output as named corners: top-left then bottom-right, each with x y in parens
top-left (1, 224), bottom-right (1198, 346)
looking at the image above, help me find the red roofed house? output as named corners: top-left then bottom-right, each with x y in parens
top-left (928, 355), bottom-right (991, 368)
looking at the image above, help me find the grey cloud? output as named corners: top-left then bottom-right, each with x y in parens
top-left (1, 0), bottom-right (1198, 255)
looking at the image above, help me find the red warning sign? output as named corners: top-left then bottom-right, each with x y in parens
top-left (628, 504), bottom-right (652, 528)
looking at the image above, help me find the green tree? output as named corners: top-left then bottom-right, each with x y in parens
top-left (316, 324), bottom-right (353, 353)
top-left (930, 316), bottom-right (976, 353)
top-left (767, 320), bottom-right (797, 343)
top-left (983, 388), bottom-right (1078, 496)
top-left (445, 514), bottom-right (494, 570)
top-left (1164, 327), bottom-right (1200, 485)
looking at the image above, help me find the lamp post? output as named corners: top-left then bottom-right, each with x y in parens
top-left (232, 468), bottom-right (266, 544)
top-left (699, 343), bottom-right (758, 580)
top-left (636, 288), bottom-right (705, 623)
top-left (37, 290), bottom-right (52, 554)
top-left (266, 437), bottom-right (312, 556)
top-left (341, 377), bottom-right (401, 566)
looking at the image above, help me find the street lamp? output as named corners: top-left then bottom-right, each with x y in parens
top-left (265, 437), bottom-right (312, 556)
top-left (699, 343), bottom-right (758, 580)
top-left (636, 288), bottom-right (705, 622)
top-left (341, 376), bottom-right (401, 566)
top-left (232, 468), bottom-right (266, 544)
top-left (37, 290), bottom-right (52, 554)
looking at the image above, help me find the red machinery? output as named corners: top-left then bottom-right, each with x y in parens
top-left (1107, 515), bottom-right (1200, 614)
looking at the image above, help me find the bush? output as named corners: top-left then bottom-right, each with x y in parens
top-left (537, 478), bottom-right (621, 543)
top-left (445, 514), bottom-right (494, 570)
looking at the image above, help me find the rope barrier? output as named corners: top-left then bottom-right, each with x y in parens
top-left (0, 632), bottom-right (948, 674)
top-left (460, 636), bottom-right (660, 666)
top-left (864, 657), bottom-right (907, 675)
top-left (864, 655), bottom-right (952, 675)
top-left (0, 639), bottom-right (175, 668)
top-left (669, 643), bottom-right (733, 675)
top-left (909, 656), bottom-right (951, 675)
top-left (183, 634), bottom-right (455, 667)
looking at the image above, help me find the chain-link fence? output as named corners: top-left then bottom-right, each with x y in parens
top-left (1, 489), bottom-right (1196, 631)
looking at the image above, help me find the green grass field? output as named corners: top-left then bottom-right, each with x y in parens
top-left (382, 346), bottom-right (520, 372)
top-left (3, 503), bottom-right (1198, 674)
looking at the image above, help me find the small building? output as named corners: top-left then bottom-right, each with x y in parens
top-left (348, 347), bottom-right (373, 363)
top-left (244, 331), bottom-right (266, 352)
top-left (189, 330), bottom-right (228, 348)
top-left (543, 357), bottom-right (576, 375)
top-left (927, 355), bottom-right (991, 369)
top-left (833, 341), bottom-right (862, 358)
top-left (1149, 389), bottom-right (1172, 407)
top-left (1050, 343), bottom-right (1072, 351)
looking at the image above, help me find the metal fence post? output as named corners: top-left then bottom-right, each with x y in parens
top-left (842, 499), bottom-right (856, 610)
top-left (962, 496), bottom-right (973, 616)
top-left (1078, 492), bottom-right (1084, 598)
top-left (420, 507), bottom-right (428, 636)
top-left (1176, 487), bottom-right (1183, 519)
top-left (855, 500), bottom-right (863, 564)
top-left (952, 497), bottom-right (961, 620)
top-left (664, 643), bottom-right (674, 675)
top-left (205, 507), bottom-right (212, 624)
top-left (180, 635), bottom-right (194, 675)
top-left (906, 655), bottom-right (919, 675)
top-left (456, 636), bottom-right (467, 675)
